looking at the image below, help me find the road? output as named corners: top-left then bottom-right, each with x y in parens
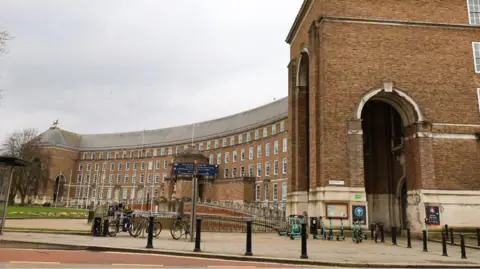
top-left (0, 248), bottom-right (329, 268)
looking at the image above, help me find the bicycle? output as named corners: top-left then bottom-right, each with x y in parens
top-left (130, 214), bottom-right (162, 238)
top-left (170, 214), bottom-right (190, 240)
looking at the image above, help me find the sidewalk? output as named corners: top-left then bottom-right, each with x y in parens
top-left (1, 231), bottom-right (479, 268)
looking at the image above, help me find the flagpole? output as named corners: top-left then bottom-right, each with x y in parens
top-left (140, 129), bottom-right (145, 211)
top-left (66, 170), bottom-right (72, 207)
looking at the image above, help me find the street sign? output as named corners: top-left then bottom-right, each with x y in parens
top-left (173, 163), bottom-right (194, 175)
top-left (197, 164), bottom-right (218, 176)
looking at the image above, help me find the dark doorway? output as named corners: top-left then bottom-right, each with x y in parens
top-left (297, 52), bottom-right (310, 193)
top-left (362, 100), bottom-right (405, 228)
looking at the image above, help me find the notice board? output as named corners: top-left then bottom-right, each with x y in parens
top-left (425, 205), bottom-right (440, 226)
top-left (325, 202), bottom-right (348, 219)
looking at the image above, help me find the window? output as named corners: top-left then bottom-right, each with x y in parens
top-left (116, 174), bottom-right (121, 184)
top-left (87, 164), bottom-right (91, 171)
top-left (175, 146), bottom-right (179, 154)
top-left (147, 174), bottom-right (152, 184)
top-left (130, 151), bottom-right (134, 158)
top-left (155, 174), bottom-right (160, 184)
top-left (469, 0), bottom-right (480, 24)
top-left (82, 152), bottom-right (87, 160)
top-left (274, 141), bottom-right (279, 154)
top-left (118, 163), bottom-right (123, 171)
top-left (146, 150), bottom-right (151, 158)
top-left (115, 152), bottom-right (119, 159)
top-left (255, 185), bottom-right (260, 201)
top-left (101, 174), bottom-right (105, 183)
top-left (282, 138), bottom-right (288, 152)
top-left (207, 141), bottom-right (211, 150)
top-left (238, 134), bottom-right (243, 144)
top-left (240, 166), bottom-right (245, 177)
top-left (263, 127), bottom-right (268, 138)
top-left (272, 124), bottom-right (277, 135)
top-left (474, 42), bottom-right (480, 73)
top-left (283, 158), bottom-right (288, 174)
top-left (164, 160), bottom-right (168, 169)
top-left (273, 183), bottom-right (278, 201)
top-left (233, 151), bottom-right (237, 162)
top-left (148, 161), bottom-right (153, 170)
top-left (124, 174), bottom-right (129, 184)
top-left (199, 143), bottom-right (204, 151)
top-left (132, 175), bottom-right (136, 184)
top-left (110, 163), bottom-right (114, 171)
top-left (133, 162), bottom-right (137, 170)
top-left (184, 145), bottom-right (188, 150)
top-left (140, 174), bottom-right (145, 183)
top-left (126, 162), bottom-right (130, 171)
top-left (153, 149), bottom-right (157, 157)
top-left (209, 154), bottom-right (214, 164)
top-left (224, 168), bottom-right (229, 178)
top-left (265, 162), bottom-right (270, 176)
top-left (264, 184), bottom-right (269, 200)
top-left (162, 173), bottom-right (167, 183)
top-left (257, 145), bottom-right (262, 158)
top-left (224, 152), bottom-right (229, 163)
top-left (255, 130), bottom-right (260, 140)
top-left (91, 152), bottom-right (96, 160)
top-left (99, 188), bottom-right (103, 199)
top-left (109, 174), bottom-right (113, 184)
top-left (248, 164), bottom-right (253, 177)
top-left (107, 188), bottom-right (112, 199)
top-left (79, 164), bottom-right (83, 171)
top-left (222, 138), bottom-right (227, 147)
top-left (246, 133), bottom-right (251, 142)
top-left (168, 147), bottom-right (172, 155)
top-left (77, 174), bottom-right (82, 183)
top-left (240, 149), bottom-right (245, 161)
top-left (160, 148), bottom-right (165, 156)
top-left (232, 167), bottom-right (237, 178)
top-left (99, 152), bottom-right (104, 160)
top-left (256, 163), bottom-right (261, 177)
top-left (230, 136), bottom-right (235, 145)
top-left (282, 183), bottom-right (287, 201)
top-left (137, 150), bottom-right (142, 158)
top-left (153, 189), bottom-right (158, 198)
top-left (122, 151), bottom-right (127, 159)
top-left (107, 152), bottom-right (111, 160)
top-left (280, 121), bottom-right (285, 132)
top-left (274, 160), bottom-right (279, 175)
top-left (141, 161), bottom-right (145, 170)
top-left (214, 140), bottom-right (219, 149)
top-left (217, 153), bottom-right (222, 164)
top-left (265, 143), bottom-right (270, 157)
top-left (122, 188), bottom-right (128, 200)
top-left (248, 147), bottom-right (254, 160)
top-left (102, 163), bottom-right (106, 171)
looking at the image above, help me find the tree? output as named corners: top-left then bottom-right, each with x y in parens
top-left (0, 29), bottom-right (12, 56)
top-left (1, 128), bottom-right (50, 205)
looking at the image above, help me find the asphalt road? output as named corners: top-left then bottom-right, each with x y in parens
top-left (0, 248), bottom-right (326, 268)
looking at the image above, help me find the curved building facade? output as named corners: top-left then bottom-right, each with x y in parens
top-left (35, 97), bottom-right (289, 209)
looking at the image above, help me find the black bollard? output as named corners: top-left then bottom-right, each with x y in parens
top-left (103, 219), bottom-right (109, 236)
top-left (380, 224), bottom-right (385, 242)
top-left (460, 234), bottom-right (467, 259)
top-left (245, 220), bottom-right (253, 256)
top-left (442, 230), bottom-right (448, 256)
top-left (444, 224), bottom-right (449, 241)
top-left (370, 224), bottom-right (374, 240)
top-left (391, 226), bottom-right (397, 245)
top-left (300, 223), bottom-right (308, 259)
top-left (476, 228), bottom-right (480, 247)
top-left (194, 217), bottom-right (202, 252)
top-left (406, 228), bottom-right (412, 248)
top-left (146, 216), bottom-right (154, 249)
top-left (450, 228), bottom-right (454, 245)
top-left (422, 230), bottom-right (428, 252)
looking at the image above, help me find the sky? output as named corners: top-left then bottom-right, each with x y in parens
top-left (0, 0), bottom-right (302, 141)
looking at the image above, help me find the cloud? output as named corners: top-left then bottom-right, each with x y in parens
top-left (0, 0), bottom-right (302, 140)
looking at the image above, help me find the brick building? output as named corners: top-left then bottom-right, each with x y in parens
top-left (34, 98), bottom-right (289, 210)
top-left (287, 0), bottom-right (480, 232)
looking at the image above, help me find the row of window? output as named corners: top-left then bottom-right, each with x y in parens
top-left (255, 182), bottom-right (287, 201)
top-left (81, 121), bottom-right (286, 161)
top-left (75, 186), bottom-right (162, 202)
top-left (77, 172), bottom-right (168, 185)
top-left (79, 159), bottom-right (171, 172)
top-left (222, 158), bottom-right (288, 178)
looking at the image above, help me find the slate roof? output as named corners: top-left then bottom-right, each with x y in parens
top-left (38, 97), bottom-right (288, 151)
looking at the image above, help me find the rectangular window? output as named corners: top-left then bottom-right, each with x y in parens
top-left (238, 134), bottom-right (243, 144)
top-left (162, 173), bottom-right (167, 183)
top-left (184, 145), bottom-right (188, 150)
top-left (222, 138), bottom-right (227, 147)
top-left (265, 162), bottom-right (270, 176)
top-left (272, 124), bottom-right (277, 135)
top-left (217, 153), bottom-right (222, 164)
top-left (265, 143), bottom-right (270, 157)
top-left (148, 161), bottom-right (153, 170)
top-left (94, 163), bottom-right (99, 171)
top-left (77, 174), bottom-right (82, 183)
top-left (474, 42), bottom-right (480, 73)
top-left (124, 174), bottom-right (129, 184)
top-left (137, 150), bottom-right (142, 158)
top-left (102, 163), bottom-right (106, 171)
top-left (116, 174), bottom-right (121, 184)
top-left (224, 152), bottom-right (229, 163)
top-left (155, 174), bottom-right (160, 184)
top-left (199, 143), bottom-right (204, 151)
top-left (469, 0), bottom-right (480, 24)
top-left (122, 188), bottom-right (128, 200)
top-left (255, 130), bottom-right (260, 140)
top-left (93, 174), bottom-right (98, 183)
top-left (147, 174), bottom-right (152, 184)
top-left (280, 121), bottom-right (285, 132)
top-left (110, 163), bottom-right (114, 171)
top-left (249, 147), bottom-right (254, 160)
top-left (248, 164), bottom-right (253, 177)
top-left (115, 152), bottom-right (119, 159)
top-left (175, 146), bottom-right (179, 154)
top-left (133, 162), bottom-right (137, 170)
top-left (214, 140), bottom-right (219, 149)
top-left (274, 160), bottom-right (279, 175)
top-left (79, 164), bottom-right (83, 171)
top-left (224, 168), bottom-right (229, 178)
top-left (140, 174), bottom-right (145, 183)
top-left (255, 185), bottom-right (260, 201)
top-left (107, 152), bottom-right (111, 160)
top-left (153, 149), bottom-right (157, 157)
top-left (233, 151), bottom-right (237, 162)
top-left (209, 154), bottom-right (214, 164)
top-left (156, 161), bottom-right (160, 169)
top-left (240, 166), bottom-right (245, 177)
top-left (146, 150), bottom-right (151, 158)
top-left (240, 149), bottom-right (245, 161)
top-left (101, 174), bottom-right (105, 184)
top-left (109, 174), bottom-right (113, 184)
top-left (122, 151), bottom-right (127, 159)
top-left (141, 161), bottom-right (145, 170)
top-left (264, 184), bottom-right (269, 200)
top-left (282, 183), bottom-right (287, 200)
top-left (87, 164), bottom-right (91, 171)
top-left (91, 152), bottom-right (95, 160)
top-left (256, 163), bottom-right (261, 177)
top-left (283, 158), bottom-right (288, 174)
top-left (257, 145), bottom-right (262, 158)
top-left (207, 141), bottom-right (211, 150)
top-left (82, 152), bottom-right (87, 160)
top-left (274, 140), bottom-right (279, 154)
top-left (132, 175), bottom-right (136, 184)
top-left (160, 148), bottom-right (165, 156)
top-left (273, 183), bottom-right (278, 201)
top-left (118, 163), bottom-right (123, 171)
top-left (282, 138), bottom-right (288, 152)
top-left (164, 160), bottom-right (168, 169)
top-left (246, 133), bottom-right (251, 142)
top-left (232, 167), bottom-right (237, 178)
top-left (263, 127), bottom-right (268, 138)
top-left (230, 136), bottom-right (235, 145)
top-left (99, 152), bottom-right (104, 160)
top-left (168, 147), bottom-right (172, 155)
top-left (86, 174), bottom-right (90, 184)
top-left (130, 151), bottom-right (134, 159)
top-left (126, 162), bottom-right (130, 171)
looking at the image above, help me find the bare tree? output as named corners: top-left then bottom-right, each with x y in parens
top-left (0, 29), bottom-right (12, 56)
top-left (1, 128), bottom-right (50, 205)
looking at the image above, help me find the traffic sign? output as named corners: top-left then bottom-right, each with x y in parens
top-left (173, 163), bottom-right (194, 175)
top-left (197, 164), bottom-right (218, 176)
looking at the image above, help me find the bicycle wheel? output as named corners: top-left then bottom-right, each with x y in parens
top-left (129, 217), bottom-right (141, 237)
top-left (170, 222), bottom-right (183, 240)
top-left (108, 219), bottom-right (118, 237)
top-left (132, 219), bottom-right (145, 238)
top-left (153, 221), bottom-right (162, 237)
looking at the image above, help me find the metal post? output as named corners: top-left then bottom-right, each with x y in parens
top-left (406, 228), bottom-right (412, 248)
top-left (300, 223), bottom-right (308, 259)
top-left (422, 230), bottom-right (428, 252)
top-left (146, 215), bottom-right (154, 249)
top-left (450, 228), bottom-right (454, 245)
top-left (444, 224), bottom-right (449, 241)
top-left (190, 165), bottom-right (198, 243)
top-left (391, 226), bottom-right (397, 245)
top-left (460, 234), bottom-right (467, 259)
top-left (380, 224), bottom-right (385, 242)
top-left (245, 220), bottom-right (253, 256)
top-left (0, 167), bottom-right (15, 235)
top-left (370, 224), bottom-right (374, 240)
top-left (442, 229), bottom-right (448, 256)
top-left (103, 219), bottom-right (109, 236)
top-left (194, 217), bottom-right (202, 252)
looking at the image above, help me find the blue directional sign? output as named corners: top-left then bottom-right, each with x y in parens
top-left (173, 163), bottom-right (194, 175)
top-left (197, 164), bottom-right (218, 176)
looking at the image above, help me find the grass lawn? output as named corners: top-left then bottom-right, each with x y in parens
top-left (6, 205), bottom-right (87, 218)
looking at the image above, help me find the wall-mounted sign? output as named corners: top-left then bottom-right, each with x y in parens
top-left (328, 180), bottom-right (345, 186)
top-left (351, 205), bottom-right (367, 225)
top-left (425, 206), bottom-right (440, 226)
top-left (325, 202), bottom-right (348, 219)
top-left (354, 193), bottom-right (362, 199)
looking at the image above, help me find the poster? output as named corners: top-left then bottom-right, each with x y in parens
top-left (425, 206), bottom-right (440, 226)
top-left (351, 205), bottom-right (367, 225)
top-left (325, 203), bottom-right (348, 219)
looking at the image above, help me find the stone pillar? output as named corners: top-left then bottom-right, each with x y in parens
top-left (347, 119), bottom-right (365, 187)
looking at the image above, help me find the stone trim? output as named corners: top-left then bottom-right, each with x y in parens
top-left (404, 132), bottom-right (477, 140)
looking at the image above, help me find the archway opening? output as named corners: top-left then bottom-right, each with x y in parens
top-left (362, 100), bottom-right (406, 229)
top-left (296, 52), bottom-right (310, 193)
top-left (53, 175), bottom-right (65, 203)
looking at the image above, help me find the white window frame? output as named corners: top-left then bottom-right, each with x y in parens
top-left (248, 147), bottom-right (254, 160)
top-left (224, 152), bottom-right (229, 163)
top-left (280, 121), bottom-right (285, 132)
top-left (246, 133), bottom-right (251, 142)
top-left (249, 164), bottom-right (253, 177)
top-left (282, 158), bottom-right (288, 174)
top-left (232, 167), bottom-right (237, 178)
top-left (257, 145), bottom-right (262, 158)
top-left (230, 136), bottom-right (235, 145)
top-left (274, 140), bottom-right (279, 154)
top-left (272, 124), bottom-right (277, 135)
top-left (264, 184), bottom-right (269, 201)
top-left (265, 143), bottom-right (270, 157)
top-left (468, 0), bottom-right (480, 25)
top-left (199, 143), bottom-right (204, 151)
top-left (255, 130), bottom-right (260, 140)
top-left (207, 141), bottom-right (211, 150)
top-left (209, 154), bottom-right (214, 164)
top-left (238, 134), bottom-right (243, 144)
top-left (473, 42), bottom-right (480, 73)
top-left (217, 153), bottom-right (222, 164)
top-left (256, 163), bottom-right (261, 177)
top-left (263, 127), bottom-right (268, 138)
top-left (224, 168), bottom-right (229, 178)
top-left (222, 138), bottom-right (227, 147)
top-left (274, 160), bottom-right (279, 175)
top-left (214, 140), bottom-right (219, 149)
top-left (282, 138), bottom-right (288, 152)
top-left (273, 183), bottom-right (278, 201)
top-left (282, 183), bottom-right (287, 201)
top-left (265, 162), bottom-right (270, 177)
top-left (240, 149), bottom-right (245, 161)
top-left (255, 185), bottom-right (261, 201)
top-left (233, 151), bottom-right (237, 162)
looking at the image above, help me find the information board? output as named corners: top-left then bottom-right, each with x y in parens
top-left (325, 203), bottom-right (348, 219)
top-left (351, 205), bottom-right (367, 224)
top-left (425, 205), bottom-right (440, 226)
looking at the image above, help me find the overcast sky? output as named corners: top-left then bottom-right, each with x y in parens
top-left (0, 0), bottom-right (301, 141)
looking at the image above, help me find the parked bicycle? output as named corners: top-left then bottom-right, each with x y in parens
top-left (170, 213), bottom-right (190, 240)
top-left (129, 214), bottom-right (162, 238)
